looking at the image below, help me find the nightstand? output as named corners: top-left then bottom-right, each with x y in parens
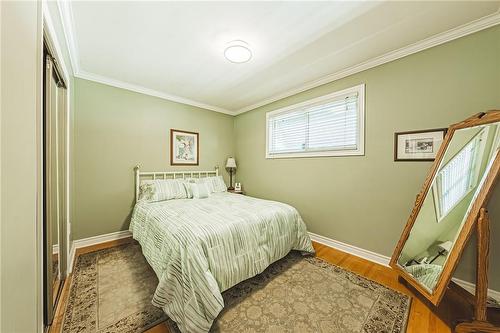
top-left (227, 189), bottom-right (245, 195)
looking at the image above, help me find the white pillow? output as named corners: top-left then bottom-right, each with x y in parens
top-left (179, 179), bottom-right (194, 198)
top-left (193, 178), bottom-right (213, 193)
top-left (190, 183), bottom-right (209, 199)
top-left (201, 176), bottom-right (227, 193)
top-left (138, 179), bottom-right (189, 202)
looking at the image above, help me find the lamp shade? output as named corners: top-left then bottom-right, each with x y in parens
top-left (437, 240), bottom-right (453, 253)
top-left (226, 157), bottom-right (236, 169)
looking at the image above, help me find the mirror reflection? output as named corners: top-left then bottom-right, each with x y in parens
top-left (52, 211), bottom-right (60, 305)
top-left (398, 121), bottom-right (500, 292)
top-left (49, 73), bottom-right (62, 308)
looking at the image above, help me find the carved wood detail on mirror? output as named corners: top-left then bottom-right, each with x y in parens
top-left (390, 110), bottom-right (500, 332)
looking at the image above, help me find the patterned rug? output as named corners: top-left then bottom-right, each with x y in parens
top-left (62, 243), bottom-right (411, 333)
top-left (62, 243), bottom-right (166, 333)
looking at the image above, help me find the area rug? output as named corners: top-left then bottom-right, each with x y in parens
top-left (62, 243), bottom-right (167, 333)
top-left (62, 243), bottom-right (411, 333)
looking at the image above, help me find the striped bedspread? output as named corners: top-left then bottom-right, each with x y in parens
top-left (404, 263), bottom-right (443, 291)
top-left (129, 192), bottom-right (314, 333)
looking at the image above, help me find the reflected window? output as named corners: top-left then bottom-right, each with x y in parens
top-left (434, 130), bottom-right (485, 221)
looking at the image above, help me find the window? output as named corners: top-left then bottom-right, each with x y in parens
top-left (433, 129), bottom-right (485, 221)
top-left (266, 84), bottom-right (365, 158)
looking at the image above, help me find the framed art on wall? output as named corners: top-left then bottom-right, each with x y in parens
top-left (394, 128), bottom-right (447, 161)
top-left (170, 129), bottom-right (199, 165)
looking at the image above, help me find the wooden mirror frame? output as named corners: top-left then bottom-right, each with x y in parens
top-left (390, 110), bottom-right (500, 306)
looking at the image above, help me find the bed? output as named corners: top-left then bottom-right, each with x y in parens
top-left (404, 263), bottom-right (443, 291)
top-left (129, 166), bottom-right (314, 333)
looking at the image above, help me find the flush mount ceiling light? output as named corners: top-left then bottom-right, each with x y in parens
top-left (224, 40), bottom-right (252, 63)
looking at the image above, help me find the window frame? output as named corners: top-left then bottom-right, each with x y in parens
top-left (265, 84), bottom-right (365, 159)
top-left (432, 127), bottom-right (488, 222)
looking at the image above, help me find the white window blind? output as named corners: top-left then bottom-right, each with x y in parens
top-left (266, 84), bottom-right (364, 158)
top-left (435, 133), bottom-right (481, 219)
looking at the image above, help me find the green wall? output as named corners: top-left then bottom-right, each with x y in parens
top-left (73, 78), bottom-right (235, 239)
top-left (234, 26), bottom-right (500, 289)
top-left (73, 26), bottom-right (499, 290)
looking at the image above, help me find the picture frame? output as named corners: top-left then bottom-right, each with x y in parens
top-left (170, 129), bottom-right (199, 165)
top-left (394, 128), bottom-right (447, 161)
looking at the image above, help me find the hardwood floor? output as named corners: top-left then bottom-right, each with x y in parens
top-left (49, 238), bottom-right (499, 333)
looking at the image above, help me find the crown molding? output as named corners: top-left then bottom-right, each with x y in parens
top-left (56, 0), bottom-right (79, 76)
top-left (75, 70), bottom-right (235, 115)
top-left (56, 0), bottom-right (234, 115)
top-left (55, 0), bottom-right (499, 116)
top-left (233, 11), bottom-right (500, 115)
top-left (42, 1), bottom-right (72, 81)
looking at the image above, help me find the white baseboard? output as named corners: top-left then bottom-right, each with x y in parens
top-left (452, 277), bottom-right (500, 303)
top-left (68, 230), bottom-right (132, 273)
top-left (308, 231), bottom-right (500, 302)
top-left (72, 230), bottom-right (132, 249)
top-left (66, 229), bottom-right (500, 302)
top-left (308, 231), bottom-right (391, 267)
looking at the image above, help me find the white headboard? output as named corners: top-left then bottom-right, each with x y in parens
top-left (134, 165), bottom-right (219, 202)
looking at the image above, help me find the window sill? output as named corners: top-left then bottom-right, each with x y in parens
top-left (265, 149), bottom-right (365, 159)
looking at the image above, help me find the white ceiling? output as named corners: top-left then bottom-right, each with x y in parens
top-left (59, 1), bottom-right (500, 115)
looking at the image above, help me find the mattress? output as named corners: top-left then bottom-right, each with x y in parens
top-left (129, 192), bottom-right (314, 333)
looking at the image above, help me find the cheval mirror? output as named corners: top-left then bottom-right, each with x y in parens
top-left (390, 111), bottom-right (500, 332)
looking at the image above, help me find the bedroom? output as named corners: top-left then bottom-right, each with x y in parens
top-left (1, 1), bottom-right (500, 333)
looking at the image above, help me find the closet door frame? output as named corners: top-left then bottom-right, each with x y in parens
top-left (42, 18), bottom-right (72, 279)
top-left (43, 54), bottom-right (55, 324)
top-left (43, 53), bottom-right (68, 325)
top-left (42, 13), bottom-right (72, 327)
top-left (58, 77), bottom-right (68, 281)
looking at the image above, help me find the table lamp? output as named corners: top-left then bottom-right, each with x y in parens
top-left (226, 157), bottom-right (237, 190)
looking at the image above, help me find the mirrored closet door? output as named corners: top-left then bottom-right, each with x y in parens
top-left (43, 45), bottom-right (68, 326)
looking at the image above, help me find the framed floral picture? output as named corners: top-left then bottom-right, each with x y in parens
top-left (394, 128), bottom-right (447, 161)
top-left (170, 129), bottom-right (199, 165)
